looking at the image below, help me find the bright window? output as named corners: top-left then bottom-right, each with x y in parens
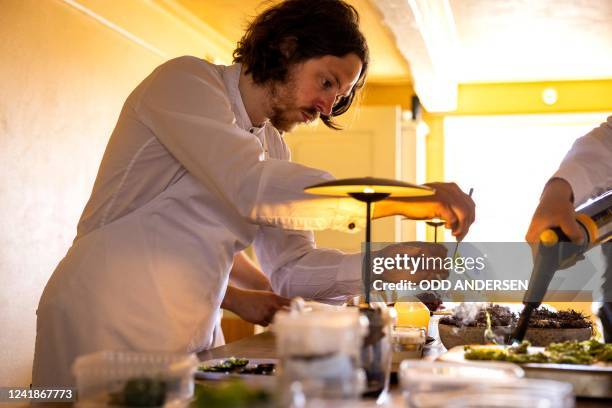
top-left (443, 113), bottom-right (610, 241)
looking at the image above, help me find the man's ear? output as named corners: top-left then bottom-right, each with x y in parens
top-left (278, 36), bottom-right (298, 59)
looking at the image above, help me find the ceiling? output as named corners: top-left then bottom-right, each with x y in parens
top-left (173, 0), bottom-right (612, 111)
top-left (449, 0), bottom-right (612, 83)
top-left (374, 0), bottom-right (612, 110)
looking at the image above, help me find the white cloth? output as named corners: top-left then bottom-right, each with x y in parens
top-left (32, 57), bottom-right (365, 386)
top-left (552, 116), bottom-right (612, 204)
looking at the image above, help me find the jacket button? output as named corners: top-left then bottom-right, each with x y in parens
top-left (348, 222), bottom-right (355, 230)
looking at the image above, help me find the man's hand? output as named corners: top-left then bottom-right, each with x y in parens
top-left (222, 286), bottom-right (290, 326)
top-left (374, 182), bottom-right (475, 241)
top-left (525, 178), bottom-right (582, 245)
top-left (374, 242), bottom-right (449, 284)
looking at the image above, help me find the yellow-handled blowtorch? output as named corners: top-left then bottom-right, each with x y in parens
top-left (511, 190), bottom-right (612, 343)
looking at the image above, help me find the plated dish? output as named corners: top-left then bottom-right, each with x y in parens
top-left (464, 339), bottom-right (612, 365)
top-left (439, 340), bottom-right (612, 398)
top-left (196, 358), bottom-right (278, 381)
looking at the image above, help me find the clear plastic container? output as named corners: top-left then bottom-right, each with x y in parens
top-left (442, 392), bottom-right (557, 408)
top-left (273, 299), bottom-right (367, 401)
top-left (400, 361), bottom-right (574, 408)
top-left (399, 360), bottom-right (525, 408)
top-left (455, 378), bottom-right (575, 408)
top-left (72, 350), bottom-right (199, 407)
top-left (284, 369), bottom-right (366, 407)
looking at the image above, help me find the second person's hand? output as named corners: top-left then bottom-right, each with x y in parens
top-left (525, 178), bottom-right (583, 245)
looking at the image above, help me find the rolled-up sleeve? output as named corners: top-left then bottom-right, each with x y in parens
top-left (552, 117), bottom-right (612, 204)
top-left (131, 56), bottom-right (363, 231)
top-left (253, 226), bottom-right (363, 302)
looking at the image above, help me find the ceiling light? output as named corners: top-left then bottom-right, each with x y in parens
top-left (542, 87), bottom-right (558, 105)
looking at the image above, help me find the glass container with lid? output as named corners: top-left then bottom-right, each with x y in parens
top-left (273, 298), bottom-right (367, 400)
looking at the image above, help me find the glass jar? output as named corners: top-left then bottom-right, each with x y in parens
top-left (394, 301), bottom-right (431, 334)
top-left (359, 303), bottom-right (396, 400)
top-left (391, 327), bottom-right (426, 363)
top-left (273, 299), bottom-right (367, 401)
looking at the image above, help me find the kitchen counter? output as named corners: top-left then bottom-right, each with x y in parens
top-left (197, 332), bottom-right (612, 408)
top-left (198, 331), bottom-right (277, 361)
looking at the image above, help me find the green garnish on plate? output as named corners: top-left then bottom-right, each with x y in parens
top-left (199, 357), bottom-right (250, 373)
top-left (464, 339), bottom-right (612, 365)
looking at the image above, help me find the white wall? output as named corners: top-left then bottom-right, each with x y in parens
top-left (0, 0), bottom-right (227, 386)
top-left (444, 113), bottom-right (611, 241)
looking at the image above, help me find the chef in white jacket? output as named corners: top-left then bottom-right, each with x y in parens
top-left (32, 0), bottom-right (475, 386)
top-left (526, 116), bottom-right (612, 340)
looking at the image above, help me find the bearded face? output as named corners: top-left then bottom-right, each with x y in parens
top-left (267, 71), bottom-right (319, 132)
top-left (264, 54), bottom-right (363, 132)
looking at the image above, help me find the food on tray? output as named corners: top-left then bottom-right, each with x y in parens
top-left (547, 339), bottom-right (612, 363)
top-left (109, 377), bottom-right (167, 407)
top-left (464, 339), bottom-right (612, 365)
top-left (464, 341), bottom-right (548, 364)
top-left (192, 381), bottom-right (273, 408)
top-left (198, 358), bottom-right (275, 375)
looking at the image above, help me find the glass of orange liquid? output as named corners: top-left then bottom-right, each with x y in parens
top-left (394, 301), bottom-right (431, 335)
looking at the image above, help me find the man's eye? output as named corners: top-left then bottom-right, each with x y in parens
top-left (322, 79), bottom-right (333, 89)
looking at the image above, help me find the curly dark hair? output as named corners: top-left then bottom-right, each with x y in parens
top-left (233, 0), bottom-right (369, 129)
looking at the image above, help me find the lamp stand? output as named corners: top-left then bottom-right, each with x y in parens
top-left (349, 192), bottom-right (390, 305)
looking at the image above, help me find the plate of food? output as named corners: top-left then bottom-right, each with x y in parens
top-left (439, 339), bottom-right (612, 398)
top-left (195, 357), bottom-right (278, 381)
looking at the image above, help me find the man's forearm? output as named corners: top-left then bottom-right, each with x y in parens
top-left (221, 285), bottom-right (239, 313)
top-left (229, 251), bottom-right (273, 291)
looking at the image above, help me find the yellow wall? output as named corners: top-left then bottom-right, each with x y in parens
top-left (361, 82), bottom-right (414, 110)
top-left (0, 0), bottom-right (226, 387)
top-left (456, 80), bottom-right (612, 116)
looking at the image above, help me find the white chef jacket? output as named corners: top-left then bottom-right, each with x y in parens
top-left (32, 56), bottom-right (365, 386)
top-left (552, 116), bottom-right (612, 204)
top-left (551, 116), bottom-right (612, 305)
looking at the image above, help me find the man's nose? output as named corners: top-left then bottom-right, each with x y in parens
top-left (316, 95), bottom-right (335, 116)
